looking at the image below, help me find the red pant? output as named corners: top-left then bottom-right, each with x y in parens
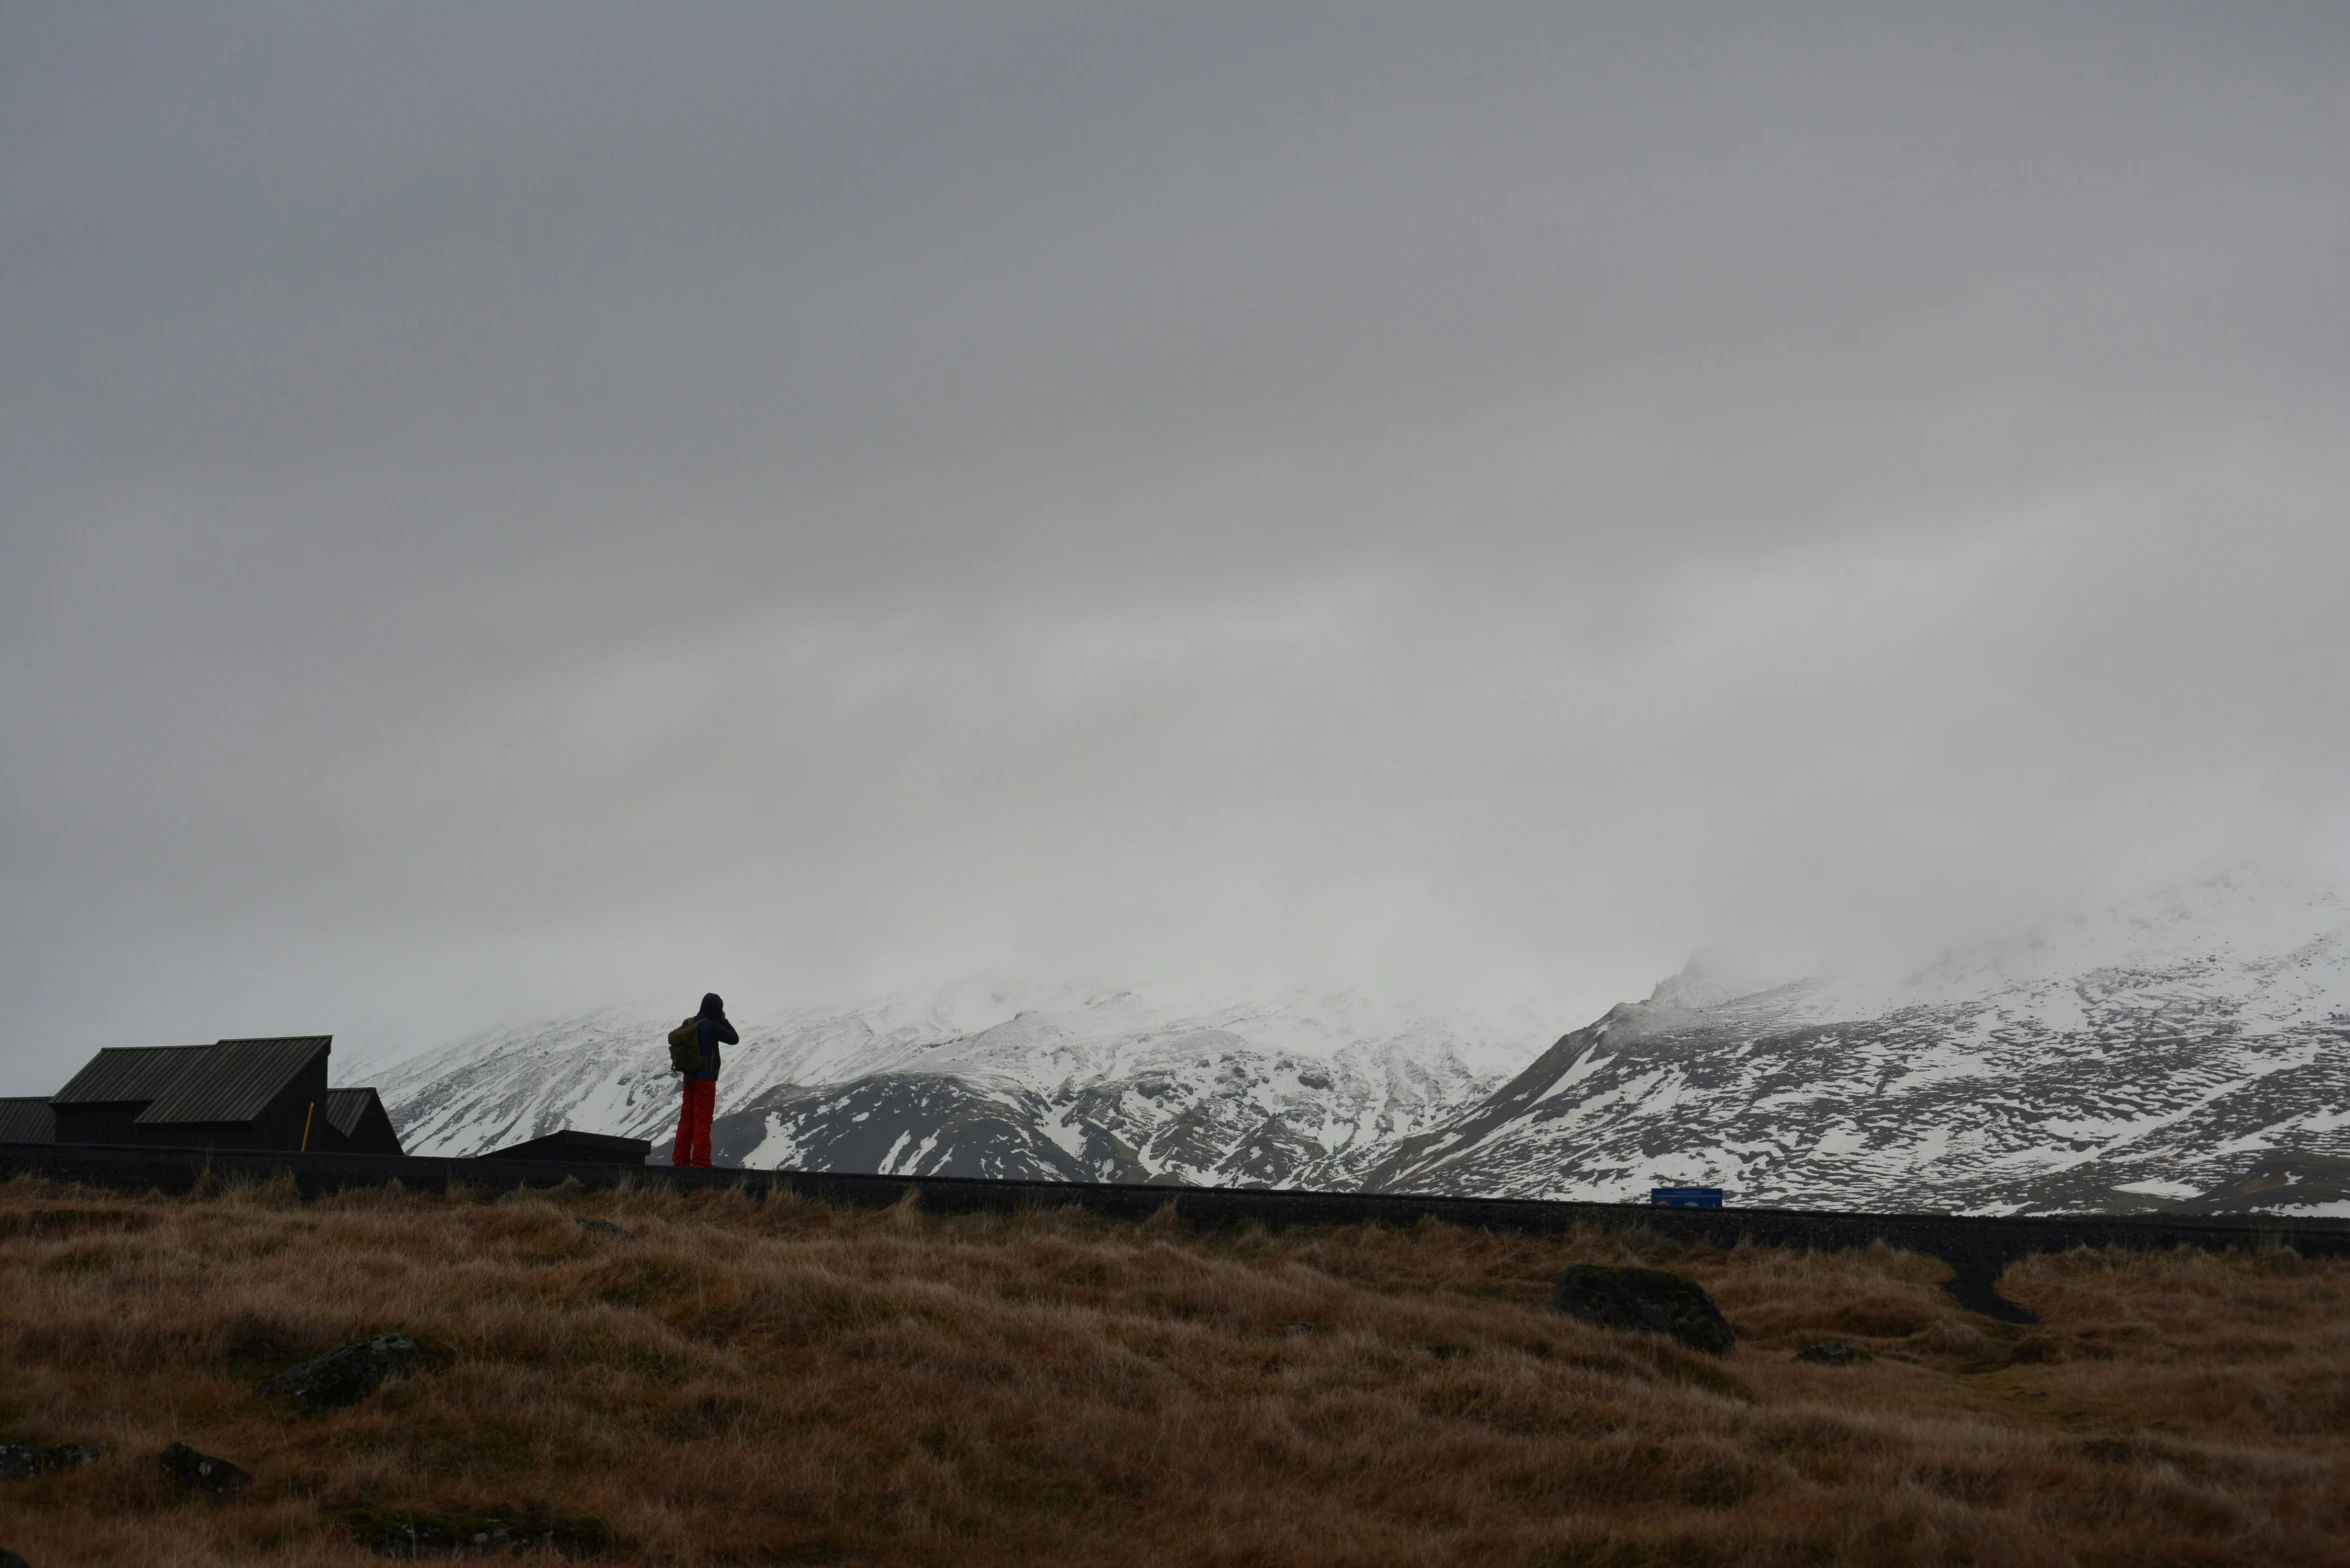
top-left (673, 1079), bottom-right (715, 1168)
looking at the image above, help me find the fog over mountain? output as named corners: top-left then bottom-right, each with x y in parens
top-left (4, 6), bottom-right (2348, 1092)
top-left (361, 984), bottom-right (1527, 1189)
top-left (1369, 862), bottom-right (2350, 1214)
top-left (363, 860), bottom-right (2350, 1215)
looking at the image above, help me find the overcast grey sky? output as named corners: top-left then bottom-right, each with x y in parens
top-left (4, 3), bottom-right (2346, 1086)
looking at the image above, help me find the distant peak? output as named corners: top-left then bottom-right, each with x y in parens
top-left (1644, 951), bottom-right (1783, 1012)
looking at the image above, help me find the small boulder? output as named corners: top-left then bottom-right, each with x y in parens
top-left (158, 1442), bottom-right (251, 1495)
top-left (0, 1442), bottom-right (101, 1482)
top-left (255, 1333), bottom-right (420, 1409)
top-left (335, 1505), bottom-right (612, 1557)
top-left (2, 1546), bottom-right (31, 1567)
top-left (1549, 1264), bottom-right (1736, 1355)
top-left (578, 1220), bottom-right (633, 1240)
top-left (1794, 1338), bottom-right (1868, 1366)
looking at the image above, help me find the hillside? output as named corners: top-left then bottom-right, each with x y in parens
top-left (1373, 864), bottom-right (2350, 1213)
top-left (4, 1174), bottom-right (2350, 1566)
top-left (368, 989), bottom-right (1518, 1187)
top-left (364, 864), bottom-right (2350, 1215)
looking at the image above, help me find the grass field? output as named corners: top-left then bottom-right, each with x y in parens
top-left (2, 1173), bottom-right (2347, 1566)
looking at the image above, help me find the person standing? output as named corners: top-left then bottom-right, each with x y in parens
top-left (667, 992), bottom-right (736, 1169)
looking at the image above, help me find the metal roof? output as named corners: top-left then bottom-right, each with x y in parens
top-left (134, 1036), bottom-right (330, 1126)
top-left (51, 1045), bottom-right (211, 1106)
top-left (324, 1087), bottom-right (384, 1137)
top-left (484, 1129), bottom-right (652, 1162)
top-left (0, 1097), bottom-right (54, 1144)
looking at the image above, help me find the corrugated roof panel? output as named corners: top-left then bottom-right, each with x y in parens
top-left (51, 1045), bottom-right (209, 1106)
top-left (135, 1036), bottom-right (329, 1125)
top-left (484, 1129), bottom-right (651, 1162)
top-left (324, 1087), bottom-right (382, 1137)
top-left (0, 1097), bottom-right (55, 1144)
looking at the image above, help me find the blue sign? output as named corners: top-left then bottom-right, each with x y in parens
top-left (1649, 1186), bottom-right (1724, 1208)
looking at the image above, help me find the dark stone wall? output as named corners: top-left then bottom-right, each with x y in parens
top-left (3, 1141), bottom-right (2344, 1323)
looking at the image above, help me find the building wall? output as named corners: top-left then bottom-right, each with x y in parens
top-left (53, 1104), bottom-right (148, 1147)
top-left (341, 1101), bottom-right (405, 1157)
top-left (124, 1054), bottom-right (332, 1152)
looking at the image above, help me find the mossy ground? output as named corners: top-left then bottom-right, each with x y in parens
top-left (2, 1174), bottom-right (2347, 1565)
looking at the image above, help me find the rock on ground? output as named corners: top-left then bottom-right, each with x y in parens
top-left (333, 1505), bottom-right (612, 1557)
top-left (1548, 1264), bottom-right (1737, 1354)
top-left (255, 1332), bottom-right (420, 1408)
top-left (1795, 1338), bottom-right (1869, 1365)
top-left (0, 1443), bottom-right (100, 1482)
top-left (158, 1442), bottom-right (251, 1495)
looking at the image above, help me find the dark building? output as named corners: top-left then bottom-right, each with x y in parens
top-left (323, 1088), bottom-right (404, 1156)
top-left (47, 1044), bottom-right (216, 1147)
top-left (482, 1129), bottom-right (650, 1164)
top-left (39, 1036), bottom-right (403, 1155)
top-left (0, 1097), bottom-right (56, 1145)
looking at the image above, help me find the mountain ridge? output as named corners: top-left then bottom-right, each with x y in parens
top-left (371, 989), bottom-right (1518, 1190)
top-left (373, 863), bottom-right (2350, 1214)
top-left (1366, 864), bottom-right (2350, 1213)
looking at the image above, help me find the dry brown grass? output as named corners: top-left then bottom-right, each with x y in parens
top-left (3, 1174), bottom-right (2349, 1567)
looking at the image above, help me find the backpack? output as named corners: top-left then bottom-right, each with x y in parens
top-left (666, 1018), bottom-right (705, 1074)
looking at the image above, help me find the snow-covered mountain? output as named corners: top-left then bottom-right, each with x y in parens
top-left (369, 864), bottom-right (2350, 1214)
top-left (371, 986), bottom-right (1518, 1188)
top-left (1368, 864), bottom-right (2350, 1214)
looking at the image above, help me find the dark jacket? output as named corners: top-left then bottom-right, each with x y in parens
top-left (687, 992), bottom-right (737, 1084)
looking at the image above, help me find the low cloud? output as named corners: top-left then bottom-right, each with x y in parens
top-left (4, 4), bottom-right (2346, 1085)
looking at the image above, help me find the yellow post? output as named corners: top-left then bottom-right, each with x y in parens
top-left (300, 1102), bottom-right (316, 1152)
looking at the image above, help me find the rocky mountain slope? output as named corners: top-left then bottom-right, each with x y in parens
top-left (369, 865), bottom-right (2350, 1214)
top-left (367, 988), bottom-right (1516, 1188)
top-left (1368, 865), bottom-right (2350, 1214)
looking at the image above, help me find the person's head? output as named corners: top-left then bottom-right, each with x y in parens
top-left (699, 992), bottom-right (725, 1018)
